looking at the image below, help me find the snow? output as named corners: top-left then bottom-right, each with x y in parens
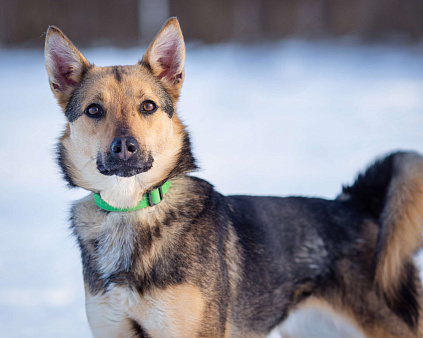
top-left (1, 39), bottom-right (423, 337)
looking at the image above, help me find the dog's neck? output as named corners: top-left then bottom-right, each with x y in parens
top-left (97, 176), bottom-right (151, 209)
top-left (72, 176), bottom-right (210, 287)
top-left (94, 181), bottom-right (171, 212)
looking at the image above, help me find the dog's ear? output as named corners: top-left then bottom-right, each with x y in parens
top-left (142, 17), bottom-right (185, 100)
top-left (44, 26), bottom-right (90, 105)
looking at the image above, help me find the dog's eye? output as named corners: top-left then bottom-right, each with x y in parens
top-left (140, 100), bottom-right (157, 114)
top-left (85, 104), bottom-right (104, 118)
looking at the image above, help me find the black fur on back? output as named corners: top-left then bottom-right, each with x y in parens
top-left (340, 152), bottom-right (398, 218)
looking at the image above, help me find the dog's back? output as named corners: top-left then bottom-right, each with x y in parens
top-left (226, 151), bottom-right (423, 337)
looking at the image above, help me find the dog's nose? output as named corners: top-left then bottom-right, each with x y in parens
top-left (110, 136), bottom-right (139, 161)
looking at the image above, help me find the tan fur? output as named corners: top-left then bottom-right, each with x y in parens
top-left (140, 284), bottom-right (205, 337)
top-left (375, 153), bottom-right (423, 300)
top-left (86, 282), bottom-right (205, 338)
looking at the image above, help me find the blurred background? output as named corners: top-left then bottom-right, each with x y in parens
top-left (2, 0), bottom-right (423, 46)
top-left (1, 0), bottom-right (423, 337)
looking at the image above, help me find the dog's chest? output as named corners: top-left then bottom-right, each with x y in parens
top-left (93, 215), bottom-right (137, 279)
top-left (86, 283), bottom-right (205, 338)
top-left (72, 201), bottom-right (141, 280)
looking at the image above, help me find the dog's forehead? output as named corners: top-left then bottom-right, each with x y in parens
top-left (83, 64), bottom-right (159, 96)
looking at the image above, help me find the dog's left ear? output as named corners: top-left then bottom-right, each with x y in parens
top-left (142, 18), bottom-right (185, 100)
top-left (44, 26), bottom-right (90, 106)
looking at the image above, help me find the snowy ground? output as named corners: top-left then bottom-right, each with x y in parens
top-left (1, 39), bottom-right (423, 337)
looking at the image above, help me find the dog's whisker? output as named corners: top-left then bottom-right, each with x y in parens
top-left (82, 156), bottom-right (96, 169)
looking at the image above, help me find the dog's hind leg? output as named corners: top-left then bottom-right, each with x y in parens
top-left (278, 297), bottom-right (366, 338)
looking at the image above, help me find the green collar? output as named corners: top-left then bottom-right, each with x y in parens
top-left (93, 180), bottom-right (171, 212)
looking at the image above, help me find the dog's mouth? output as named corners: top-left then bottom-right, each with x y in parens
top-left (96, 153), bottom-right (154, 177)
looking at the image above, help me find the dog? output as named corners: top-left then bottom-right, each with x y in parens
top-left (45, 17), bottom-right (423, 337)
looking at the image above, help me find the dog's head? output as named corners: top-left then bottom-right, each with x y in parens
top-left (45, 18), bottom-right (196, 208)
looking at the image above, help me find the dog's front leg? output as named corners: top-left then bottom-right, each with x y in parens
top-left (85, 285), bottom-right (140, 338)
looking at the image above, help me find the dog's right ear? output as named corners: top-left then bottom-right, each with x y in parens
top-left (141, 18), bottom-right (185, 101)
top-left (44, 26), bottom-right (90, 105)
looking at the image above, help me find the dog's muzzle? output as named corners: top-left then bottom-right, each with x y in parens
top-left (96, 136), bottom-right (154, 177)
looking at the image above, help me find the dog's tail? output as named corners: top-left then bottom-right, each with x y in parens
top-left (340, 151), bottom-right (423, 330)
